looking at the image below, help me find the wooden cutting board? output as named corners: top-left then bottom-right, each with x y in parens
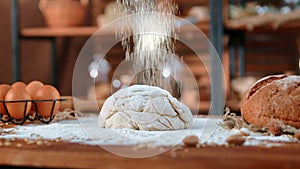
top-left (0, 138), bottom-right (300, 169)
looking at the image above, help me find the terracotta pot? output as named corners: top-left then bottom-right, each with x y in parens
top-left (39, 0), bottom-right (89, 28)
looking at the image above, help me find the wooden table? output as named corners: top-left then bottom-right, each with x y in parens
top-left (0, 111), bottom-right (299, 168)
top-left (0, 138), bottom-right (300, 169)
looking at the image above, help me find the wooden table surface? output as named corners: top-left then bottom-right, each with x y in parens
top-left (0, 137), bottom-right (300, 169)
top-left (0, 110), bottom-right (299, 169)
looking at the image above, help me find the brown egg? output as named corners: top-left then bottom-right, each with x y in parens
top-left (5, 87), bottom-right (32, 119)
top-left (12, 81), bottom-right (26, 89)
top-left (0, 84), bottom-right (12, 114)
top-left (34, 85), bottom-right (60, 118)
top-left (26, 81), bottom-right (44, 114)
top-left (26, 80), bottom-right (44, 98)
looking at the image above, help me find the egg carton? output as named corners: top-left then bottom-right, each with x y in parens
top-left (0, 98), bottom-right (66, 125)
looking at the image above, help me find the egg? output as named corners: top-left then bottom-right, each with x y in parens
top-left (26, 80), bottom-right (44, 98)
top-left (5, 87), bottom-right (32, 119)
top-left (26, 80), bottom-right (44, 115)
top-left (34, 85), bottom-right (60, 118)
top-left (12, 81), bottom-right (26, 89)
top-left (0, 84), bottom-right (12, 114)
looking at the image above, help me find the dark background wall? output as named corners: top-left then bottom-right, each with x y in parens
top-left (0, 0), bottom-right (206, 96)
top-left (1, 0), bottom-right (299, 97)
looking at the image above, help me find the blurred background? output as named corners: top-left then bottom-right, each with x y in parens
top-left (0, 0), bottom-right (299, 113)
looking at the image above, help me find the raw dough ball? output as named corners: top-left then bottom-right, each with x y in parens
top-left (98, 85), bottom-right (193, 130)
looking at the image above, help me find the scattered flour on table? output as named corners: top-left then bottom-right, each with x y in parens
top-left (0, 115), bottom-right (296, 147)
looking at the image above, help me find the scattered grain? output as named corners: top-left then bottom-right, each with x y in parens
top-left (226, 135), bottom-right (246, 146)
top-left (36, 140), bottom-right (43, 146)
top-left (268, 122), bottom-right (282, 136)
top-left (4, 141), bottom-right (11, 147)
top-left (295, 133), bottom-right (300, 140)
top-left (182, 135), bottom-right (199, 147)
top-left (240, 128), bottom-right (250, 136)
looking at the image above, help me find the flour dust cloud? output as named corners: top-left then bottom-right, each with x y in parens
top-left (116, 0), bottom-right (179, 94)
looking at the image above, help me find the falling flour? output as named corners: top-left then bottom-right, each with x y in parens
top-left (116, 0), bottom-right (178, 88)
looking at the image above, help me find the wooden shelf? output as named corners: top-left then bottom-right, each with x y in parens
top-left (20, 26), bottom-right (102, 37)
top-left (225, 19), bottom-right (300, 34)
top-left (20, 22), bottom-right (210, 38)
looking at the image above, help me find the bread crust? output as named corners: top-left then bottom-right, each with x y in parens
top-left (240, 75), bottom-right (300, 128)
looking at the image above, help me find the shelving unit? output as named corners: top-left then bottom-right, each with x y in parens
top-left (11, 0), bottom-right (224, 113)
top-left (11, 0), bottom-right (214, 84)
top-left (224, 0), bottom-right (300, 78)
top-left (12, 0), bottom-right (56, 86)
top-left (11, 0), bottom-right (103, 86)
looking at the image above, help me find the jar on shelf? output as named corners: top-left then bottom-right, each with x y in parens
top-left (39, 0), bottom-right (89, 28)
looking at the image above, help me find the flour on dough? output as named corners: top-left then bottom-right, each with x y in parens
top-left (98, 85), bottom-right (193, 130)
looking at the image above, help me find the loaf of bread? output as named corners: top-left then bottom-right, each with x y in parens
top-left (240, 74), bottom-right (300, 128)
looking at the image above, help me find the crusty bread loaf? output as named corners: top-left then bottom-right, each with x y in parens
top-left (240, 74), bottom-right (300, 128)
